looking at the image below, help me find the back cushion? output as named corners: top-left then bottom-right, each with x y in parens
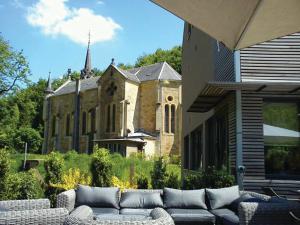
top-left (206, 185), bottom-right (240, 210)
top-left (76, 185), bottom-right (120, 209)
top-left (120, 192), bottom-right (163, 208)
top-left (163, 188), bottom-right (207, 209)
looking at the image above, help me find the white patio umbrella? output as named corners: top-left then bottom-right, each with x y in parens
top-left (151, 0), bottom-right (300, 50)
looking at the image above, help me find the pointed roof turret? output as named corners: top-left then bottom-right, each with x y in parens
top-left (81, 32), bottom-right (93, 79)
top-left (45, 72), bottom-right (54, 94)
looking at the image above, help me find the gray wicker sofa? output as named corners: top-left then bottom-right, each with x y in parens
top-left (57, 185), bottom-right (300, 225)
top-left (0, 198), bottom-right (68, 225)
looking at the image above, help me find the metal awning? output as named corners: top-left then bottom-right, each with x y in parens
top-left (188, 81), bottom-right (300, 113)
top-left (151, 0), bottom-right (300, 50)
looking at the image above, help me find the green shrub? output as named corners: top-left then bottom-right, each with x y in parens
top-left (13, 127), bottom-right (43, 153)
top-left (136, 174), bottom-right (149, 189)
top-left (4, 170), bottom-right (44, 200)
top-left (165, 171), bottom-right (180, 189)
top-left (0, 132), bottom-right (12, 150)
top-left (63, 150), bottom-right (78, 160)
top-left (182, 167), bottom-right (235, 189)
top-left (44, 152), bottom-right (64, 206)
top-left (169, 154), bottom-right (181, 165)
top-left (91, 146), bottom-right (112, 187)
top-left (151, 157), bottom-right (167, 189)
top-left (44, 152), bottom-right (64, 184)
top-left (0, 149), bottom-right (10, 199)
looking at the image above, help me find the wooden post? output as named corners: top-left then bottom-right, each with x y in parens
top-left (23, 142), bottom-right (28, 170)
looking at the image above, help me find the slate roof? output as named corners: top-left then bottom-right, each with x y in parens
top-left (52, 62), bottom-right (181, 96)
top-left (53, 76), bottom-right (99, 96)
top-left (128, 62), bottom-right (181, 82)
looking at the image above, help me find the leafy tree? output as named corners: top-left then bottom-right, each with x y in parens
top-left (0, 35), bottom-right (30, 96)
top-left (0, 149), bottom-right (10, 198)
top-left (13, 127), bottom-right (43, 153)
top-left (117, 63), bottom-right (134, 70)
top-left (135, 46), bottom-right (182, 74)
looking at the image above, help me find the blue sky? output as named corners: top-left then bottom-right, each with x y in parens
top-left (0, 0), bottom-right (183, 82)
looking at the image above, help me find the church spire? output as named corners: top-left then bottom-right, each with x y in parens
top-left (81, 31), bottom-right (92, 79)
top-left (45, 72), bottom-right (54, 94)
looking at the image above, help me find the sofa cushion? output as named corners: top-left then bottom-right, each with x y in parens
top-left (210, 208), bottom-right (239, 225)
top-left (120, 208), bottom-right (153, 216)
top-left (120, 192), bottom-right (163, 208)
top-left (229, 193), bottom-right (266, 212)
top-left (76, 185), bottom-right (120, 208)
top-left (164, 188), bottom-right (207, 209)
top-left (167, 208), bottom-right (215, 224)
top-left (70, 205), bottom-right (94, 221)
top-left (91, 207), bottom-right (119, 216)
top-left (206, 186), bottom-right (240, 210)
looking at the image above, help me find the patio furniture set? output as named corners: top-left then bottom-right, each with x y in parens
top-left (0, 185), bottom-right (299, 225)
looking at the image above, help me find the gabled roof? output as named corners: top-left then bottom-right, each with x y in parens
top-left (53, 76), bottom-right (99, 96)
top-left (52, 62), bottom-right (181, 96)
top-left (128, 62), bottom-right (181, 82)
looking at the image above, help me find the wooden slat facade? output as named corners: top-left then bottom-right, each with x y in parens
top-left (241, 33), bottom-right (300, 82)
top-left (214, 41), bottom-right (235, 82)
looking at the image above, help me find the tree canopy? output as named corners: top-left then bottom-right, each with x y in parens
top-left (0, 36), bottom-right (30, 96)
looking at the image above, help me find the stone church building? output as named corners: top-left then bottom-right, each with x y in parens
top-left (42, 44), bottom-right (182, 157)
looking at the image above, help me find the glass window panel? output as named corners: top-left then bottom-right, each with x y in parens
top-left (263, 102), bottom-right (300, 179)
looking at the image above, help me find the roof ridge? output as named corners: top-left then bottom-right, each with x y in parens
top-left (164, 62), bottom-right (182, 79)
top-left (113, 65), bottom-right (140, 83)
top-left (54, 79), bottom-right (72, 93)
top-left (127, 61), bottom-right (164, 72)
top-left (157, 61), bottom-right (166, 81)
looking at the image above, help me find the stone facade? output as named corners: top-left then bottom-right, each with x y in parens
top-left (43, 61), bottom-right (182, 157)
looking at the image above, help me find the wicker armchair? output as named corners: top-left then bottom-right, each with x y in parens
top-left (64, 207), bottom-right (175, 225)
top-left (0, 199), bottom-right (68, 225)
top-left (239, 192), bottom-right (300, 225)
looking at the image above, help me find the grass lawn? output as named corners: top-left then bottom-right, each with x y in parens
top-left (10, 152), bottom-right (181, 182)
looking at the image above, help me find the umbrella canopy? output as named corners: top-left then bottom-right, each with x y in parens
top-left (151, 0), bottom-right (300, 50)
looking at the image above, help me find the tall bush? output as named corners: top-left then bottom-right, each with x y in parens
top-left (0, 149), bottom-right (10, 199)
top-left (91, 146), bottom-right (112, 187)
top-left (44, 152), bottom-right (64, 205)
top-left (165, 171), bottom-right (180, 189)
top-left (151, 157), bottom-right (167, 189)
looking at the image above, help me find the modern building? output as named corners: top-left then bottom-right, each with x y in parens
top-left (42, 42), bottom-right (182, 157)
top-left (181, 23), bottom-right (300, 197)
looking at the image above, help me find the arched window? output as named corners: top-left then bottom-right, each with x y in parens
top-left (106, 105), bottom-right (111, 132)
top-left (52, 116), bottom-right (56, 137)
top-left (165, 105), bottom-right (169, 133)
top-left (112, 104), bottom-right (116, 132)
top-left (171, 104), bottom-right (176, 133)
top-left (82, 112), bottom-right (87, 135)
top-left (66, 114), bottom-right (70, 136)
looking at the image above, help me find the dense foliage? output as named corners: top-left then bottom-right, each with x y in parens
top-left (182, 167), bottom-right (235, 189)
top-left (0, 35), bottom-right (30, 96)
top-left (151, 157), bottom-right (168, 189)
top-left (0, 149), bottom-right (10, 197)
top-left (91, 146), bottom-right (113, 187)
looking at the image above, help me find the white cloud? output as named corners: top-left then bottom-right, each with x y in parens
top-left (26, 0), bottom-right (121, 45)
top-left (96, 1), bottom-right (105, 5)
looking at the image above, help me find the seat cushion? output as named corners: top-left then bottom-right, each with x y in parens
top-left (120, 208), bottom-right (153, 216)
top-left (70, 205), bottom-right (94, 221)
top-left (206, 186), bottom-right (240, 210)
top-left (210, 208), bottom-right (239, 225)
top-left (167, 208), bottom-right (215, 224)
top-left (120, 192), bottom-right (163, 208)
top-left (76, 185), bottom-right (120, 208)
top-left (91, 207), bottom-right (119, 217)
top-left (164, 188), bottom-right (207, 209)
